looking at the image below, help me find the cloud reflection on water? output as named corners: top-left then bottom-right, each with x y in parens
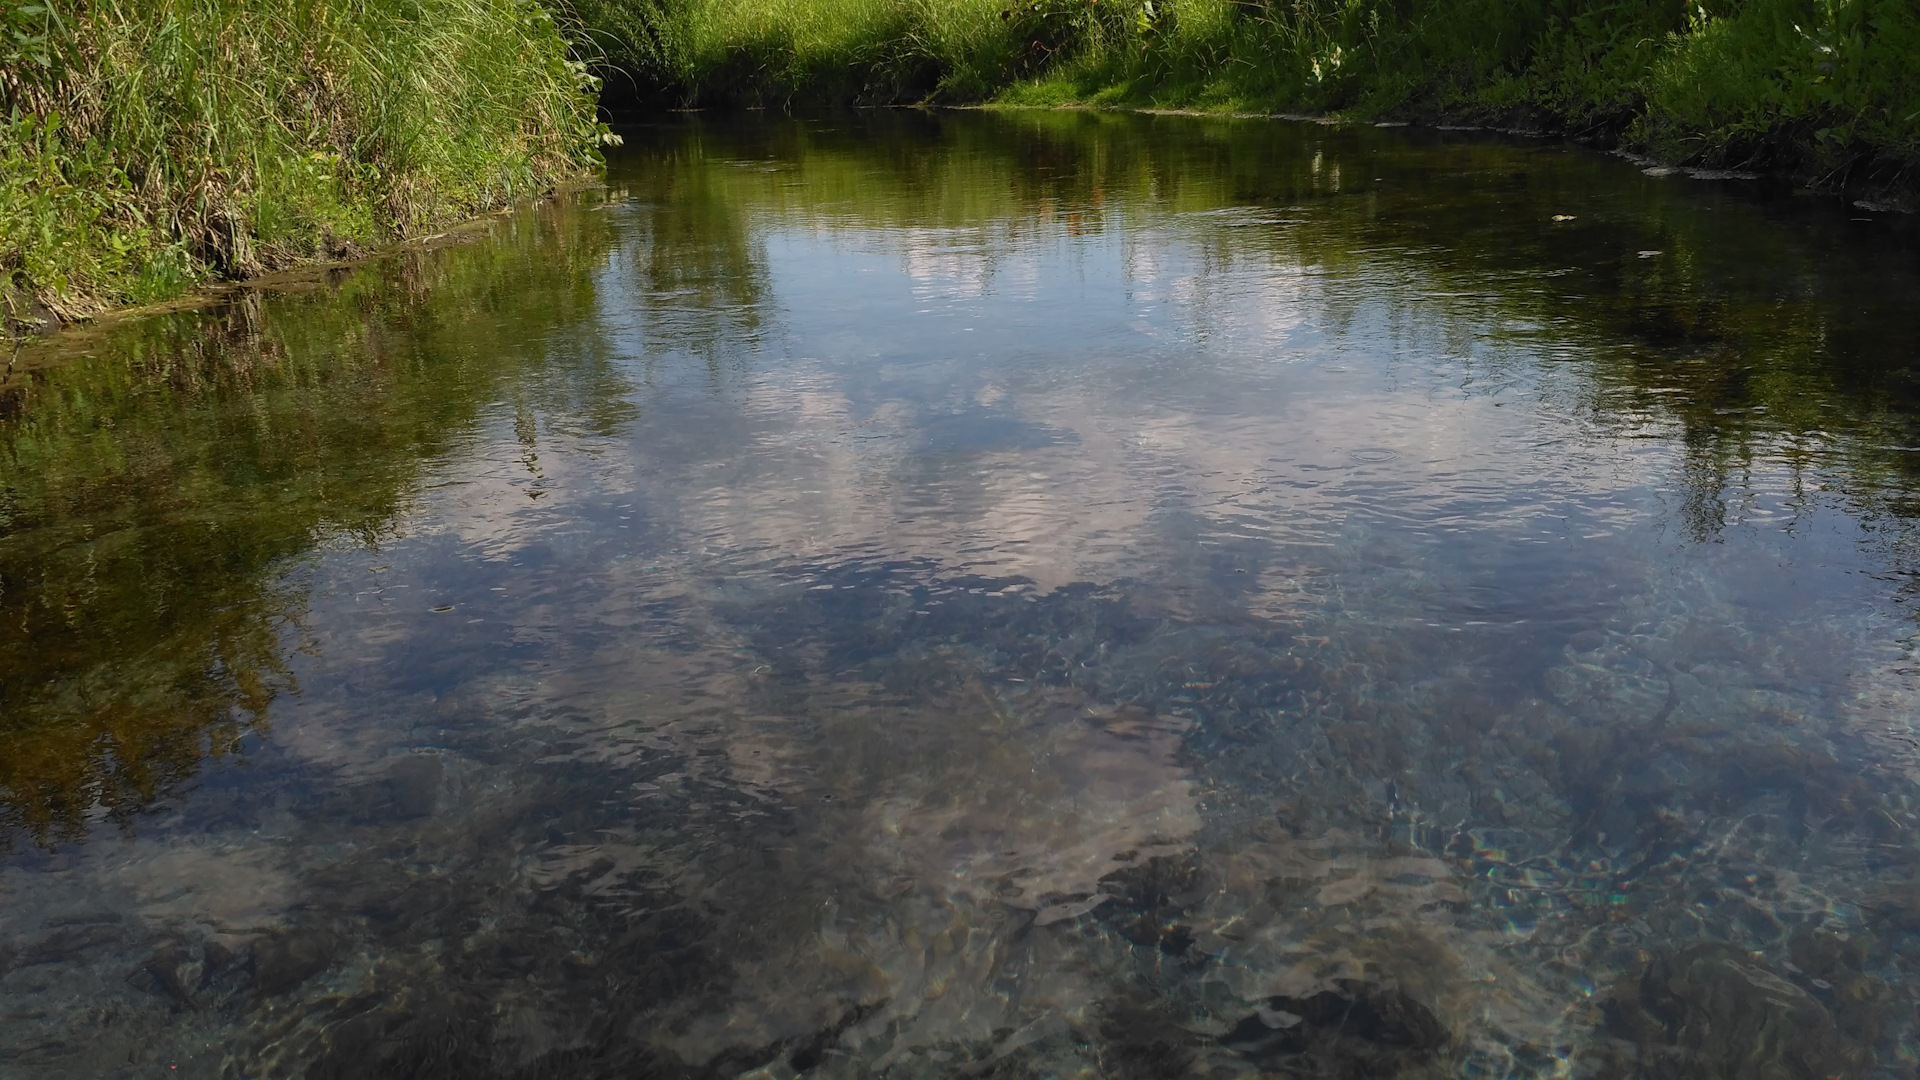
top-left (2, 110), bottom-right (1919, 1077)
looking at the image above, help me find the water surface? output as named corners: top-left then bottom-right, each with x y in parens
top-left (4, 110), bottom-right (1920, 1078)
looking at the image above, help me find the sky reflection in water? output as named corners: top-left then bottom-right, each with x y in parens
top-left (2, 110), bottom-right (1920, 1078)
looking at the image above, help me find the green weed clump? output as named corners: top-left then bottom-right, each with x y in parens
top-left (0, 0), bottom-right (611, 329)
top-left (1637, 0), bottom-right (1920, 177)
top-left (588, 0), bottom-right (1095, 103)
top-left (595, 0), bottom-right (1918, 191)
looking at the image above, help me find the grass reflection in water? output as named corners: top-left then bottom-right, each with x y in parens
top-left (0, 204), bottom-right (625, 850)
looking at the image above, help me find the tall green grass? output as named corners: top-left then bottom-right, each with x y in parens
top-left (1634, 0), bottom-right (1920, 176)
top-left (0, 0), bottom-right (612, 330)
top-left (587, 0), bottom-right (1119, 103)
top-left (599, 0), bottom-right (1918, 191)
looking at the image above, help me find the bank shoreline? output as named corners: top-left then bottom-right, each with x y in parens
top-left (3, 182), bottom-right (604, 360)
top-left (14, 97), bottom-right (1912, 349)
top-left (598, 0), bottom-right (1918, 217)
top-left (864, 100), bottom-right (1916, 219)
top-left (964, 101), bottom-right (1919, 215)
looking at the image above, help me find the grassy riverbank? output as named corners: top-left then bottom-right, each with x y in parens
top-left (599, 0), bottom-right (1918, 196)
top-left (1, 0), bottom-right (611, 333)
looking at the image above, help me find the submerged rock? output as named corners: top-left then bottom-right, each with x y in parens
top-left (1602, 943), bottom-right (1848, 1079)
top-left (14, 920), bottom-right (124, 967)
top-left (251, 927), bottom-right (340, 997)
top-left (125, 944), bottom-right (199, 1010)
top-left (1221, 979), bottom-right (1449, 1076)
top-left (1096, 996), bottom-right (1207, 1079)
top-left (1097, 853), bottom-right (1203, 955)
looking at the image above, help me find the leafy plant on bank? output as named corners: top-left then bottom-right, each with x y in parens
top-left (0, 0), bottom-right (614, 331)
top-left (590, 0), bottom-right (1917, 192)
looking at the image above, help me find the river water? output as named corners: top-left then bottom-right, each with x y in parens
top-left (3, 110), bottom-right (1919, 1078)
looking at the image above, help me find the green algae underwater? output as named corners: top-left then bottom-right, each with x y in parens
top-left (2, 109), bottom-right (1920, 1076)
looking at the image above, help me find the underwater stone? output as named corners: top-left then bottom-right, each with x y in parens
top-left (384, 754), bottom-right (444, 820)
top-left (1603, 943), bottom-right (1846, 1079)
top-left (1221, 979), bottom-right (1448, 1073)
top-left (1096, 996), bottom-right (1206, 1079)
top-left (1787, 929), bottom-right (1897, 1067)
top-left (1096, 853), bottom-right (1204, 954)
top-left (126, 946), bottom-right (198, 1010)
top-left (15, 922), bottom-right (123, 967)
top-left (251, 928), bottom-right (340, 997)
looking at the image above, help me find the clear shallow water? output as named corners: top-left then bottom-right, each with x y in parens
top-left (3, 110), bottom-right (1920, 1078)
